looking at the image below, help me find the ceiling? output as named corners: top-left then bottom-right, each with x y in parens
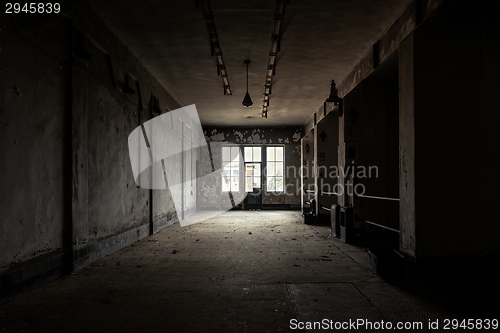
top-left (87, 0), bottom-right (412, 127)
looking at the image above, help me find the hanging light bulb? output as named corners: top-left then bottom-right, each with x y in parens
top-left (242, 59), bottom-right (253, 107)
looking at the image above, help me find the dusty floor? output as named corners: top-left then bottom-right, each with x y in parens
top-left (0, 211), bottom-right (499, 332)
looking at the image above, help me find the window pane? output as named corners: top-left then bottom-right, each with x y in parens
top-left (245, 177), bottom-right (253, 192)
top-left (267, 177), bottom-right (276, 192)
top-left (245, 164), bottom-right (254, 177)
top-left (244, 147), bottom-right (252, 162)
top-left (275, 162), bottom-right (283, 176)
top-left (222, 147), bottom-right (230, 161)
top-left (253, 177), bottom-right (261, 188)
top-left (253, 147), bottom-right (261, 162)
top-left (254, 165), bottom-right (261, 176)
top-left (231, 177), bottom-right (239, 191)
top-left (276, 177), bottom-right (284, 191)
top-left (221, 146), bottom-right (241, 193)
top-left (267, 162), bottom-right (275, 176)
top-left (231, 147), bottom-right (240, 161)
top-left (267, 147), bottom-right (275, 162)
top-left (276, 147), bottom-right (284, 161)
top-left (222, 175), bottom-right (230, 192)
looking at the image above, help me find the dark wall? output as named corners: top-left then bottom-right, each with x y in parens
top-left (0, 1), bottom-right (181, 281)
top-left (356, 79), bottom-right (399, 231)
top-left (482, 1), bottom-right (500, 253)
top-left (399, 0), bottom-right (500, 257)
top-left (414, 1), bottom-right (486, 257)
top-left (0, 16), bottom-right (69, 272)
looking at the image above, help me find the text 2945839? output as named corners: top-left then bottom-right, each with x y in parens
top-left (5, 3), bottom-right (60, 14)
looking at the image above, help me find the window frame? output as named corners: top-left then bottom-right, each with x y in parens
top-left (221, 145), bottom-right (241, 193)
top-left (265, 145), bottom-right (285, 193)
top-left (244, 146), bottom-right (262, 192)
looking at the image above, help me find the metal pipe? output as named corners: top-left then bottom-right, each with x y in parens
top-left (363, 220), bottom-right (400, 233)
top-left (322, 191), bottom-right (339, 196)
top-left (356, 194), bottom-right (399, 201)
top-left (320, 205), bottom-right (331, 212)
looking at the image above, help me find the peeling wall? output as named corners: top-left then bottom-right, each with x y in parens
top-left (0, 20), bottom-right (68, 271)
top-left (0, 2), bottom-right (182, 274)
top-left (71, 4), bottom-right (181, 250)
top-left (201, 127), bottom-right (303, 208)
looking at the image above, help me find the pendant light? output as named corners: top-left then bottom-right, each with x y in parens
top-left (242, 59), bottom-right (253, 107)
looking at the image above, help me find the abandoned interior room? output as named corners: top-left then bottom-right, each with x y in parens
top-left (1, 0), bottom-right (500, 331)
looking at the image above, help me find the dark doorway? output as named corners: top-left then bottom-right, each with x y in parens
top-left (243, 147), bottom-right (262, 209)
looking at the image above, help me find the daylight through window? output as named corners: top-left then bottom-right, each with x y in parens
top-left (266, 146), bottom-right (284, 192)
top-left (222, 146), bottom-right (240, 192)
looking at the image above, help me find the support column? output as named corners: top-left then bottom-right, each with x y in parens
top-left (300, 130), bottom-right (314, 214)
top-left (398, 34), bottom-right (416, 257)
top-left (314, 111), bottom-right (339, 223)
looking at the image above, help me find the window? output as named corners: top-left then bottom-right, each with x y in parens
top-left (222, 146), bottom-right (240, 192)
top-left (244, 146), bottom-right (261, 163)
top-left (266, 146), bottom-right (284, 192)
top-left (244, 147), bottom-right (261, 192)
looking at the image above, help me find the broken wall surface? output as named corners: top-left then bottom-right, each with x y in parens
top-left (0, 15), bottom-right (69, 275)
top-left (202, 127), bottom-right (303, 209)
top-left (70, 2), bottom-right (183, 268)
top-left (0, 2), bottom-right (183, 302)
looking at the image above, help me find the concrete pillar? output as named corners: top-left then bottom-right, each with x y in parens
top-left (300, 130), bottom-right (314, 214)
top-left (314, 111), bottom-right (339, 223)
top-left (398, 34), bottom-right (416, 257)
top-left (338, 87), bottom-right (362, 212)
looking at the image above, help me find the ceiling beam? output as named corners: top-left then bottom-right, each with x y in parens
top-left (199, 0), bottom-right (232, 95)
top-left (261, 0), bottom-right (287, 118)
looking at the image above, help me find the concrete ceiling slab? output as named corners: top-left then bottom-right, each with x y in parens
top-left (88, 0), bottom-right (412, 126)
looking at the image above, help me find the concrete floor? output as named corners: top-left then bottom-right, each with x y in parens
top-left (0, 211), bottom-right (498, 332)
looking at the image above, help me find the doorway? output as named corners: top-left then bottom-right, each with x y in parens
top-left (244, 147), bottom-right (262, 209)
